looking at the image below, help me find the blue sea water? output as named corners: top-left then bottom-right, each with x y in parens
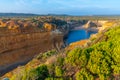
top-left (66, 29), bottom-right (96, 44)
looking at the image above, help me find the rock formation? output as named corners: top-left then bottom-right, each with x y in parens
top-left (0, 18), bottom-right (66, 76)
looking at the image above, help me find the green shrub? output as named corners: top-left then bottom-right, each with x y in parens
top-left (76, 68), bottom-right (94, 80)
top-left (42, 50), bottom-right (57, 59)
top-left (10, 65), bottom-right (49, 80)
top-left (55, 66), bottom-right (63, 77)
top-left (65, 48), bottom-right (88, 68)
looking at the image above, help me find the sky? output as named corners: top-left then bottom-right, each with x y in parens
top-left (0, 0), bottom-right (120, 15)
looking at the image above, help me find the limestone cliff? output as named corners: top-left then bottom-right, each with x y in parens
top-left (0, 18), bottom-right (66, 76)
top-left (0, 31), bottom-right (64, 76)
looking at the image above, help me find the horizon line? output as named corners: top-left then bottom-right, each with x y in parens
top-left (0, 12), bottom-right (120, 16)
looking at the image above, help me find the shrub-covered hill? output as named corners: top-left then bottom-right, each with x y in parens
top-left (3, 25), bottom-right (120, 80)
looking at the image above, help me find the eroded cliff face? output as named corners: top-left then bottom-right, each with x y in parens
top-left (0, 17), bottom-right (67, 76)
top-left (0, 31), bottom-right (64, 76)
top-left (0, 31), bottom-right (62, 75)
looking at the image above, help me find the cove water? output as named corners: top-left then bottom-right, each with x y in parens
top-left (66, 29), bottom-right (96, 44)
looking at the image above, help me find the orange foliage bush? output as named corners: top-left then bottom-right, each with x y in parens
top-left (66, 40), bottom-right (88, 50)
top-left (43, 23), bottom-right (56, 31)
